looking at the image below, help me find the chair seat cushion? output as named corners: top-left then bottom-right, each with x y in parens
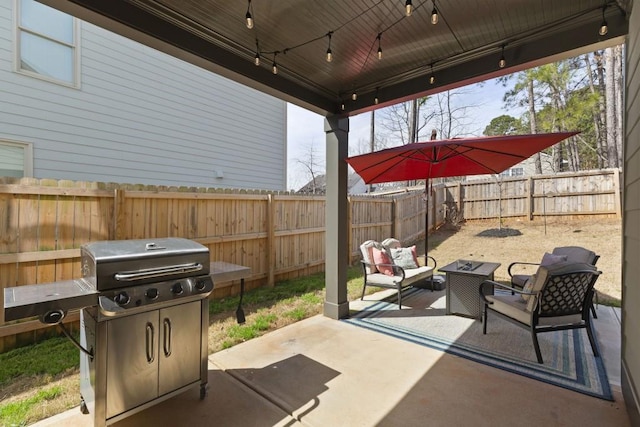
top-left (365, 265), bottom-right (433, 287)
top-left (486, 295), bottom-right (585, 326)
top-left (485, 294), bottom-right (531, 325)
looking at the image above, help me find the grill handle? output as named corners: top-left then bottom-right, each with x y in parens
top-left (163, 318), bottom-right (172, 357)
top-left (114, 262), bottom-right (203, 282)
top-left (146, 322), bottom-right (155, 364)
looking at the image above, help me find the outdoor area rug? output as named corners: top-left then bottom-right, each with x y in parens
top-left (345, 288), bottom-right (613, 401)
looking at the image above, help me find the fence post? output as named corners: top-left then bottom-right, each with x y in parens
top-left (527, 177), bottom-right (534, 221)
top-left (391, 198), bottom-right (398, 238)
top-left (267, 194), bottom-right (275, 287)
top-left (613, 168), bottom-right (622, 218)
top-left (113, 188), bottom-right (126, 240)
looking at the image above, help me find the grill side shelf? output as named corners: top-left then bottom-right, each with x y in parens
top-left (3, 279), bottom-right (98, 322)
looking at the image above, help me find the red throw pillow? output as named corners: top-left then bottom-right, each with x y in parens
top-left (372, 247), bottom-right (394, 276)
top-left (409, 245), bottom-right (419, 266)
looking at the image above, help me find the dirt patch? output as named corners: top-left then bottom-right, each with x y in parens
top-left (420, 217), bottom-right (622, 305)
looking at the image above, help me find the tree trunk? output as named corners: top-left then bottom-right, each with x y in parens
top-left (604, 47), bottom-right (618, 168)
top-left (596, 51), bottom-right (608, 168)
top-left (527, 78), bottom-right (542, 173)
top-left (409, 99), bottom-right (418, 144)
top-left (584, 53), bottom-right (605, 168)
top-left (615, 44), bottom-right (624, 167)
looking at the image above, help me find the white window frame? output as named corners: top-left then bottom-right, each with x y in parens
top-left (0, 139), bottom-right (34, 178)
top-left (13, 0), bottom-right (81, 88)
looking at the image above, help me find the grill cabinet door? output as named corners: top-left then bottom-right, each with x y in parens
top-left (158, 301), bottom-right (202, 396)
top-left (106, 310), bottom-right (159, 419)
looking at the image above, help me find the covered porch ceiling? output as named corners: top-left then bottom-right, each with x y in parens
top-left (41, 0), bottom-right (630, 117)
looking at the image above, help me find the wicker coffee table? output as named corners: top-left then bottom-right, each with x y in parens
top-left (440, 260), bottom-right (501, 320)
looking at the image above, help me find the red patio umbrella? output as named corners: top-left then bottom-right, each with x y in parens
top-left (346, 131), bottom-right (579, 254)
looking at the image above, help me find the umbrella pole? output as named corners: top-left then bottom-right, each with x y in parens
top-left (425, 179), bottom-right (429, 257)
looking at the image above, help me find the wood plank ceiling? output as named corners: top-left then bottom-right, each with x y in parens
top-left (41, 0), bottom-right (630, 116)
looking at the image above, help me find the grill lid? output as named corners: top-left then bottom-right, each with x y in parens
top-left (82, 238), bottom-right (211, 290)
top-left (82, 238), bottom-right (208, 263)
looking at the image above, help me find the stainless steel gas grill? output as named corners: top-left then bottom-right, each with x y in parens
top-left (3, 238), bottom-right (214, 427)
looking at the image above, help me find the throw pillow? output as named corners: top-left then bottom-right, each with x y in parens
top-left (390, 247), bottom-right (419, 270)
top-left (540, 252), bottom-right (567, 267)
top-left (409, 245), bottom-right (420, 266)
top-left (372, 247), bottom-right (395, 276)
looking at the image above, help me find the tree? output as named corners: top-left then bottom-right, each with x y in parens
top-left (483, 115), bottom-right (525, 136)
top-left (294, 141), bottom-right (324, 193)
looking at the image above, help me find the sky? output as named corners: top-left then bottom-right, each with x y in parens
top-left (286, 77), bottom-right (522, 190)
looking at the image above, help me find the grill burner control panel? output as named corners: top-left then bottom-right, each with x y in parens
top-left (97, 274), bottom-right (213, 316)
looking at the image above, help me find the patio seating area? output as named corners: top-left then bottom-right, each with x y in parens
top-left (34, 289), bottom-right (628, 427)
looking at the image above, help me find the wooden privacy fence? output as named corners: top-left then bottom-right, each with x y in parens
top-left (443, 169), bottom-right (622, 220)
top-left (0, 168), bottom-right (621, 350)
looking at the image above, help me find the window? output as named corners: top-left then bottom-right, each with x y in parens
top-left (0, 140), bottom-right (33, 178)
top-left (16, 0), bottom-right (78, 86)
top-left (511, 167), bottom-right (524, 176)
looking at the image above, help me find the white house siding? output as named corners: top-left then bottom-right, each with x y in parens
top-left (0, 3), bottom-right (287, 190)
top-left (624, 4), bottom-right (640, 425)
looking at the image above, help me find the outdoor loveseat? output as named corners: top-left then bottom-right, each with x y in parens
top-left (359, 239), bottom-right (436, 308)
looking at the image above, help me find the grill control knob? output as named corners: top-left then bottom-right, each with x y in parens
top-left (146, 288), bottom-right (159, 300)
top-left (195, 279), bottom-right (207, 291)
top-left (171, 282), bottom-right (184, 295)
top-left (114, 292), bottom-right (130, 306)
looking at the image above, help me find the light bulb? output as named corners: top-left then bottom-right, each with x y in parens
top-left (272, 62), bottom-right (278, 74)
top-left (326, 49), bottom-right (333, 62)
top-left (430, 75), bottom-right (435, 85)
top-left (431, 7), bottom-right (438, 24)
top-left (254, 53), bottom-right (260, 66)
top-left (374, 96), bottom-right (379, 105)
top-left (405, 0), bottom-right (413, 16)
top-left (341, 102), bottom-right (345, 111)
top-left (599, 6), bottom-right (608, 36)
top-left (499, 57), bottom-right (506, 68)
top-left (599, 21), bottom-right (608, 36)
top-left (352, 92), bottom-right (357, 101)
top-left (377, 46), bottom-right (382, 60)
top-left (245, 1), bottom-right (254, 29)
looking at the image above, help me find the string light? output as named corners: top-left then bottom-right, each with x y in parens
top-left (245, 0), bottom-right (254, 29)
top-left (599, 6), bottom-right (608, 36)
top-left (374, 87), bottom-right (379, 105)
top-left (429, 64), bottom-right (435, 84)
top-left (431, 2), bottom-right (439, 25)
top-left (326, 32), bottom-right (333, 62)
top-left (272, 52), bottom-right (278, 74)
top-left (341, 100), bottom-right (345, 110)
top-left (352, 91), bottom-right (357, 101)
top-left (498, 45), bottom-right (506, 68)
top-left (377, 33), bottom-right (382, 60)
top-left (405, 0), bottom-right (413, 17)
top-left (254, 41), bottom-right (260, 66)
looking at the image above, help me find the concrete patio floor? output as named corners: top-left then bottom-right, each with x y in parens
top-left (35, 295), bottom-right (628, 427)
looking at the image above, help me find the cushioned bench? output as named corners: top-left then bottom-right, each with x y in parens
top-left (359, 239), bottom-right (436, 308)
